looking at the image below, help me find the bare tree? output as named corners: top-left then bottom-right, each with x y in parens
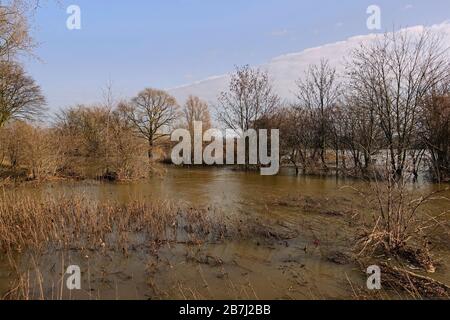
top-left (183, 95), bottom-right (211, 132)
top-left (121, 88), bottom-right (180, 160)
top-left (347, 29), bottom-right (450, 179)
top-left (217, 65), bottom-right (279, 133)
top-left (328, 104), bottom-right (345, 174)
top-left (278, 106), bottom-right (312, 175)
top-left (296, 59), bottom-right (341, 169)
top-left (181, 95), bottom-right (211, 162)
top-left (419, 87), bottom-right (450, 182)
top-left (0, 61), bottom-right (46, 127)
top-left (339, 93), bottom-right (383, 176)
top-left (0, 0), bottom-right (35, 61)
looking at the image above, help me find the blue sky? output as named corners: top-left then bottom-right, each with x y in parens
top-left (23, 0), bottom-right (450, 110)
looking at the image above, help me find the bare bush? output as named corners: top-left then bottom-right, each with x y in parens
top-left (353, 172), bottom-right (449, 272)
top-left (54, 105), bottom-right (149, 180)
top-left (0, 121), bottom-right (58, 179)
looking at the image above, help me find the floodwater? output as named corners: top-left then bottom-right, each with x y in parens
top-left (0, 166), bottom-right (449, 299)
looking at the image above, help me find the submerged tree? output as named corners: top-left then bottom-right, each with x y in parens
top-left (278, 106), bottom-right (314, 175)
top-left (121, 88), bottom-right (180, 160)
top-left (295, 59), bottom-right (341, 169)
top-left (217, 65), bottom-right (280, 168)
top-left (347, 29), bottom-right (450, 179)
top-left (217, 65), bottom-right (279, 133)
top-left (339, 94), bottom-right (383, 175)
top-left (419, 90), bottom-right (450, 182)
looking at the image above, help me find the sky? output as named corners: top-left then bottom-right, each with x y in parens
top-left (21, 0), bottom-right (450, 111)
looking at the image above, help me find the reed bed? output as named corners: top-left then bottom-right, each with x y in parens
top-left (0, 193), bottom-right (289, 256)
top-left (0, 193), bottom-right (294, 300)
top-left (0, 194), bottom-right (233, 255)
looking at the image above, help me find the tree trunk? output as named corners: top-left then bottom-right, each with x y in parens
top-left (148, 139), bottom-right (154, 160)
top-left (335, 142), bottom-right (339, 176)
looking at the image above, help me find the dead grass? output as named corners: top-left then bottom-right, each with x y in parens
top-left (379, 263), bottom-right (450, 299)
top-left (348, 261), bottom-right (450, 300)
top-left (0, 193), bottom-right (298, 300)
top-left (0, 194), bottom-right (233, 255)
top-left (345, 172), bottom-right (450, 298)
top-left (0, 193), bottom-right (290, 256)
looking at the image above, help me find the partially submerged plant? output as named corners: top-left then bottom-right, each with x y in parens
top-left (353, 173), bottom-right (449, 273)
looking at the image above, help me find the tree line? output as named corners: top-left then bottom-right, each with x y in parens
top-left (1, 1), bottom-right (449, 182)
top-left (215, 30), bottom-right (449, 183)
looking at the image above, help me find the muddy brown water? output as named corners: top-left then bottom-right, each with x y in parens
top-left (0, 166), bottom-right (449, 299)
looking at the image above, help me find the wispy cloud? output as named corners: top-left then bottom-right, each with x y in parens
top-left (404, 4), bottom-right (414, 10)
top-left (170, 22), bottom-right (450, 104)
top-left (269, 29), bottom-right (288, 37)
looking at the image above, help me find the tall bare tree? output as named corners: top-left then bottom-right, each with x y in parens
top-left (182, 95), bottom-right (211, 162)
top-left (217, 65), bottom-right (279, 133)
top-left (0, 0), bottom-right (35, 61)
top-left (278, 106), bottom-right (313, 175)
top-left (183, 95), bottom-right (211, 132)
top-left (0, 61), bottom-right (46, 127)
top-left (296, 59), bottom-right (341, 169)
top-left (121, 88), bottom-right (179, 160)
top-left (340, 93), bottom-right (383, 175)
top-left (419, 87), bottom-right (450, 182)
top-left (348, 29), bottom-right (450, 179)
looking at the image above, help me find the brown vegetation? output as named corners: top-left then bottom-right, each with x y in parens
top-left (353, 175), bottom-right (449, 273)
top-left (0, 121), bottom-right (57, 180)
top-left (0, 192), bottom-right (299, 255)
top-left (1, 24), bottom-right (449, 183)
top-left (1, 1), bottom-right (44, 128)
top-left (0, 195), bottom-right (227, 254)
top-left (54, 105), bottom-right (150, 180)
top-left (1, 1), bottom-right (450, 300)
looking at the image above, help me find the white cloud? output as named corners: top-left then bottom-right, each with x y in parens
top-left (404, 4), bottom-right (414, 10)
top-left (169, 22), bottom-right (450, 106)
